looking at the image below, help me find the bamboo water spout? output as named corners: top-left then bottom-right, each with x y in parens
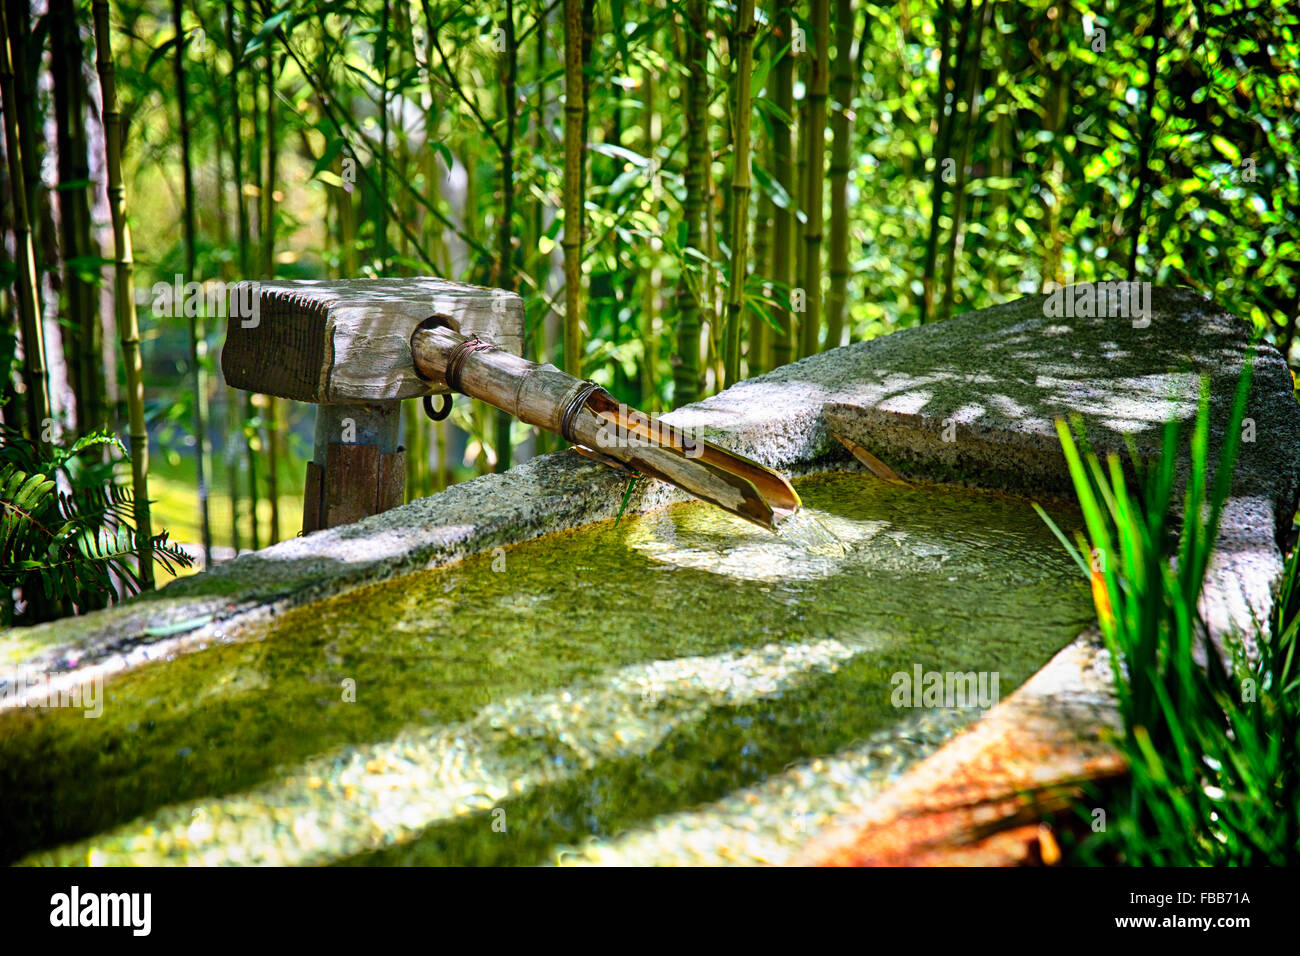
top-left (410, 322), bottom-right (801, 530)
top-left (221, 277), bottom-right (796, 533)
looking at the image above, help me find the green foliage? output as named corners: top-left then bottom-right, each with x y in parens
top-left (0, 427), bottom-right (192, 626)
top-left (1037, 361), bottom-right (1300, 865)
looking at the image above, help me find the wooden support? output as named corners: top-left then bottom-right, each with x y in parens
top-left (303, 460), bottom-right (325, 533)
top-left (378, 448), bottom-right (405, 512)
top-left (219, 277), bottom-right (525, 536)
top-left (324, 442), bottom-right (379, 528)
top-left (302, 447), bottom-right (406, 533)
top-left (222, 277), bottom-right (523, 404)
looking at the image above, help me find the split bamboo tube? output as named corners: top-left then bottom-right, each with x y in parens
top-left (410, 324), bottom-right (800, 530)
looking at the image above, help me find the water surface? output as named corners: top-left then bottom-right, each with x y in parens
top-left (0, 471), bottom-right (1093, 865)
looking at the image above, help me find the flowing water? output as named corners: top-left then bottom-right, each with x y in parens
top-left (0, 471), bottom-right (1093, 866)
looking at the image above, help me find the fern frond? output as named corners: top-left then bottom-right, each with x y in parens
top-left (0, 430), bottom-right (192, 623)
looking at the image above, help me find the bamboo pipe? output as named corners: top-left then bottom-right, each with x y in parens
top-left (410, 324), bottom-right (800, 530)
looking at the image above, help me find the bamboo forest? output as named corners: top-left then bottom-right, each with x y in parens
top-left (2, 0), bottom-right (1300, 883)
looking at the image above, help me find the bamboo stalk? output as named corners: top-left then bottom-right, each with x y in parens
top-left (0, 2), bottom-right (51, 447)
top-left (580, 0), bottom-right (594, 195)
top-left (224, 1), bottom-right (247, 553)
top-left (919, 0), bottom-right (963, 324)
top-left (795, 91), bottom-right (806, 331)
top-left (377, 0), bottom-right (390, 270)
top-left (722, 0), bottom-right (756, 387)
top-left (750, 188), bottom-right (772, 376)
top-left (172, 0), bottom-right (213, 566)
top-left (392, 12), bottom-right (421, 492)
top-left (529, 3), bottom-right (549, 352)
top-left (826, 0), bottom-right (858, 350)
top-left (940, 0), bottom-right (991, 321)
top-left (6, 0), bottom-right (39, 229)
top-left (770, 0), bottom-right (796, 369)
top-left (339, 151), bottom-right (357, 277)
top-left (265, 397), bottom-right (280, 543)
top-left (748, 22), bottom-right (771, 380)
top-left (244, 0), bottom-right (263, 547)
top-left (1039, 0), bottom-right (1065, 290)
top-left (245, 392), bottom-right (259, 550)
top-left (988, 3), bottom-right (1011, 295)
top-left (674, 0), bottom-right (709, 406)
top-left (561, 0), bottom-right (586, 378)
top-left (194, 3), bottom-right (238, 553)
top-left (800, 0), bottom-right (830, 358)
top-left (639, 63), bottom-right (659, 409)
top-left (51, 0), bottom-right (103, 435)
top-left (436, 414), bottom-right (448, 492)
top-left (703, 29), bottom-right (722, 396)
top-left (260, 0), bottom-right (280, 544)
top-left (225, 380), bottom-right (240, 555)
top-left (395, 7), bottom-right (412, 276)
top-left (527, 5), bottom-right (553, 449)
top-left (227, 3), bottom-right (250, 278)
top-left (404, 394), bottom-right (419, 501)
top-left (227, 1), bottom-right (259, 549)
top-left (90, 0), bottom-right (153, 586)
top-left (1127, 0), bottom-right (1164, 277)
top-left (410, 325), bottom-right (800, 530)
top-left (495, 0), bottom-right (518, 472)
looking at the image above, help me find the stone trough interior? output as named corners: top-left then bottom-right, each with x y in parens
top-left (2, 285), bottom-right (1296, 866)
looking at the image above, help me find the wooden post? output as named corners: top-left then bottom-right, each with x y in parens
top-left (221, 278), bottom-right (524, 534)
top-left (303, 403), bottom-right (404, 533)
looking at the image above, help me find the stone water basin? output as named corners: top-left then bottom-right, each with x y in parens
top-left (0, 471), bottom-right (1093, 866)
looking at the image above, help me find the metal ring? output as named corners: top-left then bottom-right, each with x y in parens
top-left (560, 380), bottom-right (607, 445)
top-left (423, 393), bottom-right (453, 421)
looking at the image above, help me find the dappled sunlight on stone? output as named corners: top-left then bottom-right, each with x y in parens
top-left (876, 389), bottom-right (935, 415)
top-left (255, 524), bottom-right (479, 565)
top-left (1036, 372), bottom-right (1198, 430)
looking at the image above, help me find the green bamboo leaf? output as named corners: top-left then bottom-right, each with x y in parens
top-left (144, 34), bottom-right (180, 73)
top-left (243, 9), bottom-right (293, 56)
top-left (751, 163), bottom-right (793, 210)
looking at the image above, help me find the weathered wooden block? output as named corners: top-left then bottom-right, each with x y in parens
top-left (220, 277), bottom-right (525, 535)
top-left (221, 277), bottom-right (525, 405)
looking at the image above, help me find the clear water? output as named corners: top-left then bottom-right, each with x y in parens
top-left (0, 471), bottom-right (1093, 866)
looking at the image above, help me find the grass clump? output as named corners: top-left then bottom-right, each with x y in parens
top-left (1037, 358), bottom-right (1300, 865)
